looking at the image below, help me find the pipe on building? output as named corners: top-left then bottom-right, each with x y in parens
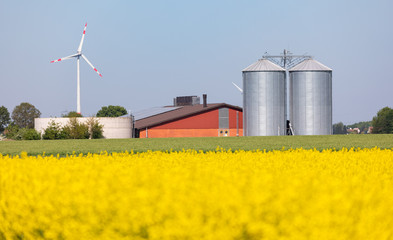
top-left (236, 111), bottom-right (239, 136)
top-left (203, 94), bottom-right (207, 108)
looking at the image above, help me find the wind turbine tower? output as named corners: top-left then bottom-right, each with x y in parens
top-left (51, 23), bottom-right (102, 114)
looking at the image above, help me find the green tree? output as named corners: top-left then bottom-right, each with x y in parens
top-left (12, 102), bottom-right (41, 129)
top-left (372, 107), bottom-right (393, 134)
top-left (96, 105), bottom-right (127, 117)
top-left (62, 111), bottom-right (83, 117)
top-left (333, 122), bottom-right (347, 134)
top-left (0, 106), bottom-right (11, 133)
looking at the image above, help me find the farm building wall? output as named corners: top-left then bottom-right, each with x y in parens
top-left (35, 117), bottom-right (132, 139)
top-left (139, 108), bottom-right (243, 138)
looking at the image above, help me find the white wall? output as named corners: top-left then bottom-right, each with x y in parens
top-left (35, 117), bottom-right (132, 139)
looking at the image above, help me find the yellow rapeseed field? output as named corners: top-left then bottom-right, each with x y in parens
top-left (1, 148), bottom-right (393, 239)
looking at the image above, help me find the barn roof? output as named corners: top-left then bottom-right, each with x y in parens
top-left (135, 103), bottom-right (242, 129)
top-left (133, 106), bottom-right (181, 121)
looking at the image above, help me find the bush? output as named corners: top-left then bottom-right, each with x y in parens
top-left (11, 128), bottom-right (25, 140)
top-left (43, 120), bottom-right (68, 140)
top-left (63, 118), bottom-right (89, 139)
top-left (21, 128), bottom-right (41, 140)
top-left (41, 118), bottom-right (104, 140)
top-left (4, 123), bottom-right (20, 139)
top-left (86, 117), bottom-right (104, 139)
top-left (4, 126), bottom-right (40, 140)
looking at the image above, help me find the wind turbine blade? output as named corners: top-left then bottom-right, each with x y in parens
top-left (232, 82), bottom-right (243, 93)
top-left (77, 23), bottom-right (87, 53)
top-left (81, 54), bottom-right (102, 77)
top-left (50, 53), bottom-right (79, 63)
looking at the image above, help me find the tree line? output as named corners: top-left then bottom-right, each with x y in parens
top-left (3, 103), bottom-right (393, 139)
top-left (333, 106), bottom-right (393, 134)
top-left (0, 103), bottom-right (128, 140)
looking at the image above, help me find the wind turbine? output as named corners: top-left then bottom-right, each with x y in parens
top-left (51, 23), bottom-right (102, 114)
top-left (232, 82), bottom-right (243, 93)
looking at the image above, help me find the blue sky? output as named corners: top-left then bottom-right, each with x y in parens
top-left (0, 0), bottom-right (392, 124)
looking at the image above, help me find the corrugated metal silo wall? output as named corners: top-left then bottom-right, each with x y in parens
top-left (242, 71), bottom-right (286, 136)
top-left (289, 71), bottom-right (332, 135)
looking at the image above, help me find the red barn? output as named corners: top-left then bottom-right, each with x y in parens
top-left (134, 96), bottom-right (243, 138)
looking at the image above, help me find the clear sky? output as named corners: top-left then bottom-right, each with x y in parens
top-left (0, 0), bottom-right (392, 124)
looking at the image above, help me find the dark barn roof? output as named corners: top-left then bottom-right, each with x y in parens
top-left (135, 103), bottom-right (242, 129)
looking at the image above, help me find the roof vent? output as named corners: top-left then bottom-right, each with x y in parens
top-left (173, 96), bottom-right (200, 106)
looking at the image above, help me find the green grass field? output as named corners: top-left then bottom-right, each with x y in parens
top-left (1, 134), bottom-right (393, 156)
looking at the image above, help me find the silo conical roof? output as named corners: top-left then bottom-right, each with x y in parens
top-left (243, 59), bottom-right (285, 72)
top-left (289, 59), bottom-right (332, 71)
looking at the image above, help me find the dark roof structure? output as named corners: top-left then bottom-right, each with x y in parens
top-left (135, 103), bottom-right (242, 129)
top-left (133, 106), bottom-right (181, 121)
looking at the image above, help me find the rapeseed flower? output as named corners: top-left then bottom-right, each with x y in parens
top-left (0, 148), bottom-right (392, 239)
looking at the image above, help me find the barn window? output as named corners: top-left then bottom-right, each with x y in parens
top-left (219, 108), bottom-right (229, 129)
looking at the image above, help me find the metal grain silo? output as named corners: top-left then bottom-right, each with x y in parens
top-left (242, 59), bottom-right (286, 136)
top-left (289, 59), bottom-right (332, 135)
